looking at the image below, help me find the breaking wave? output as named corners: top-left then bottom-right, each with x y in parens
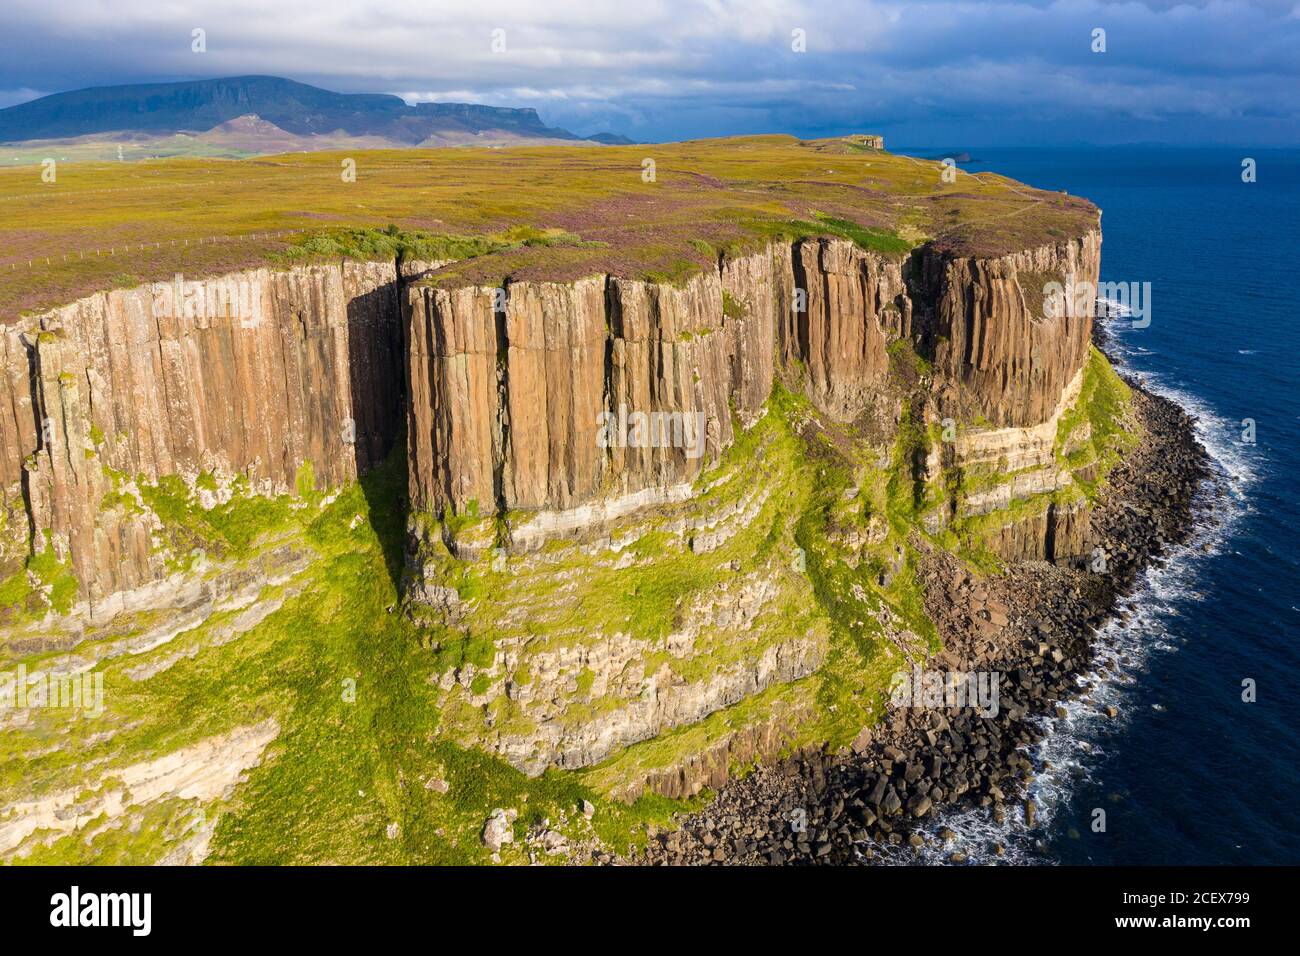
top-left (868, 316), bottom-right (1256, 865)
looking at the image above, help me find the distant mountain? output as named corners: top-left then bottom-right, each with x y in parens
top-left (0, 75), bottom-right (632, 154)
top-left (585, 132), bottom-right (637, 146)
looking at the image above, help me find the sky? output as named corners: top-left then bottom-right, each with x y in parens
top-left (0, 0), bottom-right (1297, 146)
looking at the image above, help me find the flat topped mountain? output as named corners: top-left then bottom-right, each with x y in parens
top-left (0, 124), bottom-right (1121, 866)
top-left (0, 134), bottom-right (1097, 321)
top-left (0, 75), bottom-right (624, 150)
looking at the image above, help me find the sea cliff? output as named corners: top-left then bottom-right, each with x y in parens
top-left (2, 225), bottom-right (1113, 775)
top-left (0, 137), bottom-right (1155, 864)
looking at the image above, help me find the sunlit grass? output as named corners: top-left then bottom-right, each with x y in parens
top-left (0, 136), bottom-right (1097, 319)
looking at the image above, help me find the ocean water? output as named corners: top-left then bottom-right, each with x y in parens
top-left (898, 147), bottom-right (1300, 865)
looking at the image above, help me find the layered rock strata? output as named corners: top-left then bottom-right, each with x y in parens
top-left (945, 361), bottom-right (1094, 562)
top-left (405, 230), bottom-right (1101, 561)
top-left (1, 225), bottom-right (1102, 624)
top-left (1, 261), bottom-right (406, 619)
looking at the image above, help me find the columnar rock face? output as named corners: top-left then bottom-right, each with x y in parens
top-left (0, 333), bottom-right (40, 568)
top-left (405, 229), bottom-right (1101, 543)
top-left (0, 261), bottom-right (406, 613)
top-left (406, 283), bottom-right (505, 518)
top-left (405, 255), bottom-right (781, 522)
top-left (914, 230), bottom-right (1102, 429)
top-left (793, 238), bottom-right (911, 420)
top-left (501, 279), bottom-right (608, 511)
top-left (720, 244), bottom-right (783, 418)
top-left (1, 224), bottom-right (1102, 618)
top-left (983, 499), bottom-right (1091, 563)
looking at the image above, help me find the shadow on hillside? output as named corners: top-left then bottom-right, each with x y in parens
top-left (348, 278), bottom-right (409, 595)
top-left (357, 442), bottom-right (409, 596)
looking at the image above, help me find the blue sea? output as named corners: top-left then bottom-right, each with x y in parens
top-left (903, 147), bottom-right (1300, 865)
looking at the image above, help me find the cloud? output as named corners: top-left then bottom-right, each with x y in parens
top-left (0, 0), bottom-right (1296, 144)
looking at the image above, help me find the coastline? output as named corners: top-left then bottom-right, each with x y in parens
top-left (629, 326), bottom-right (1216, 865)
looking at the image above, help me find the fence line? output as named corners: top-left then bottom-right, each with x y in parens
top-left (0, 179), bottom-right (223, 203)
top-left (3, 157), bottom-right (1053, 275)
top-left (0, 161), bottom-right (434, 204)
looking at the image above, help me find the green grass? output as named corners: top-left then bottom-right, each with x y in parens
top-left (137, 472), bottom-right (298, 562)
top-left (736, 214), bottom-right (915, 260)
top-left (806, 213), bottom-right (916, 256)
top-left (0, 570), bottom-right (26, 608)
top-left (2, 442), bottom-right (698, 864)
top-left (278, 223), bottom-right (593, 269)
top-left (721, 289), bottom-right (745, 320)
top-left (0, 534), bottom-right (79, 620)
top-left (1055, 346), bottom-right (1139, 499)
top-left (1, 135), bottom-right (1098, 321)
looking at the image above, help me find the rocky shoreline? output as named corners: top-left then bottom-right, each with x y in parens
top-left (625, 347), bottom-right (1213, 866)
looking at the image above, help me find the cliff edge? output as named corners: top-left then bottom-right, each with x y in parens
top-left (0, 137), bottom-right (1136, 862)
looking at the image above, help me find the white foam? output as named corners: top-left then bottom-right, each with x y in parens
top-left (1105, 318), bottom-right (1258, 494)
top-left (863, 323), bottom-right (1259, 865)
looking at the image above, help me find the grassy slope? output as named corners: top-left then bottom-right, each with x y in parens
top-left (0, 133), bottom-right (1110, 863)
top-left (943, 345), bottom-right (1140, 561)
top-left (0, 135), bottom-right (1097, 320)
top-left (0, 343), bottom-right (1137, 863)
top-left (2, 448), bottom-right (690, 864)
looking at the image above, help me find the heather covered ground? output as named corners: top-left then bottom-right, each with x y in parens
top-left (0, 135), bottom-right (1095, 320)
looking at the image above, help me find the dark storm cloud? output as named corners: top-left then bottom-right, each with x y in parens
top-left (0, 1), bottom-right (1296, 144)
